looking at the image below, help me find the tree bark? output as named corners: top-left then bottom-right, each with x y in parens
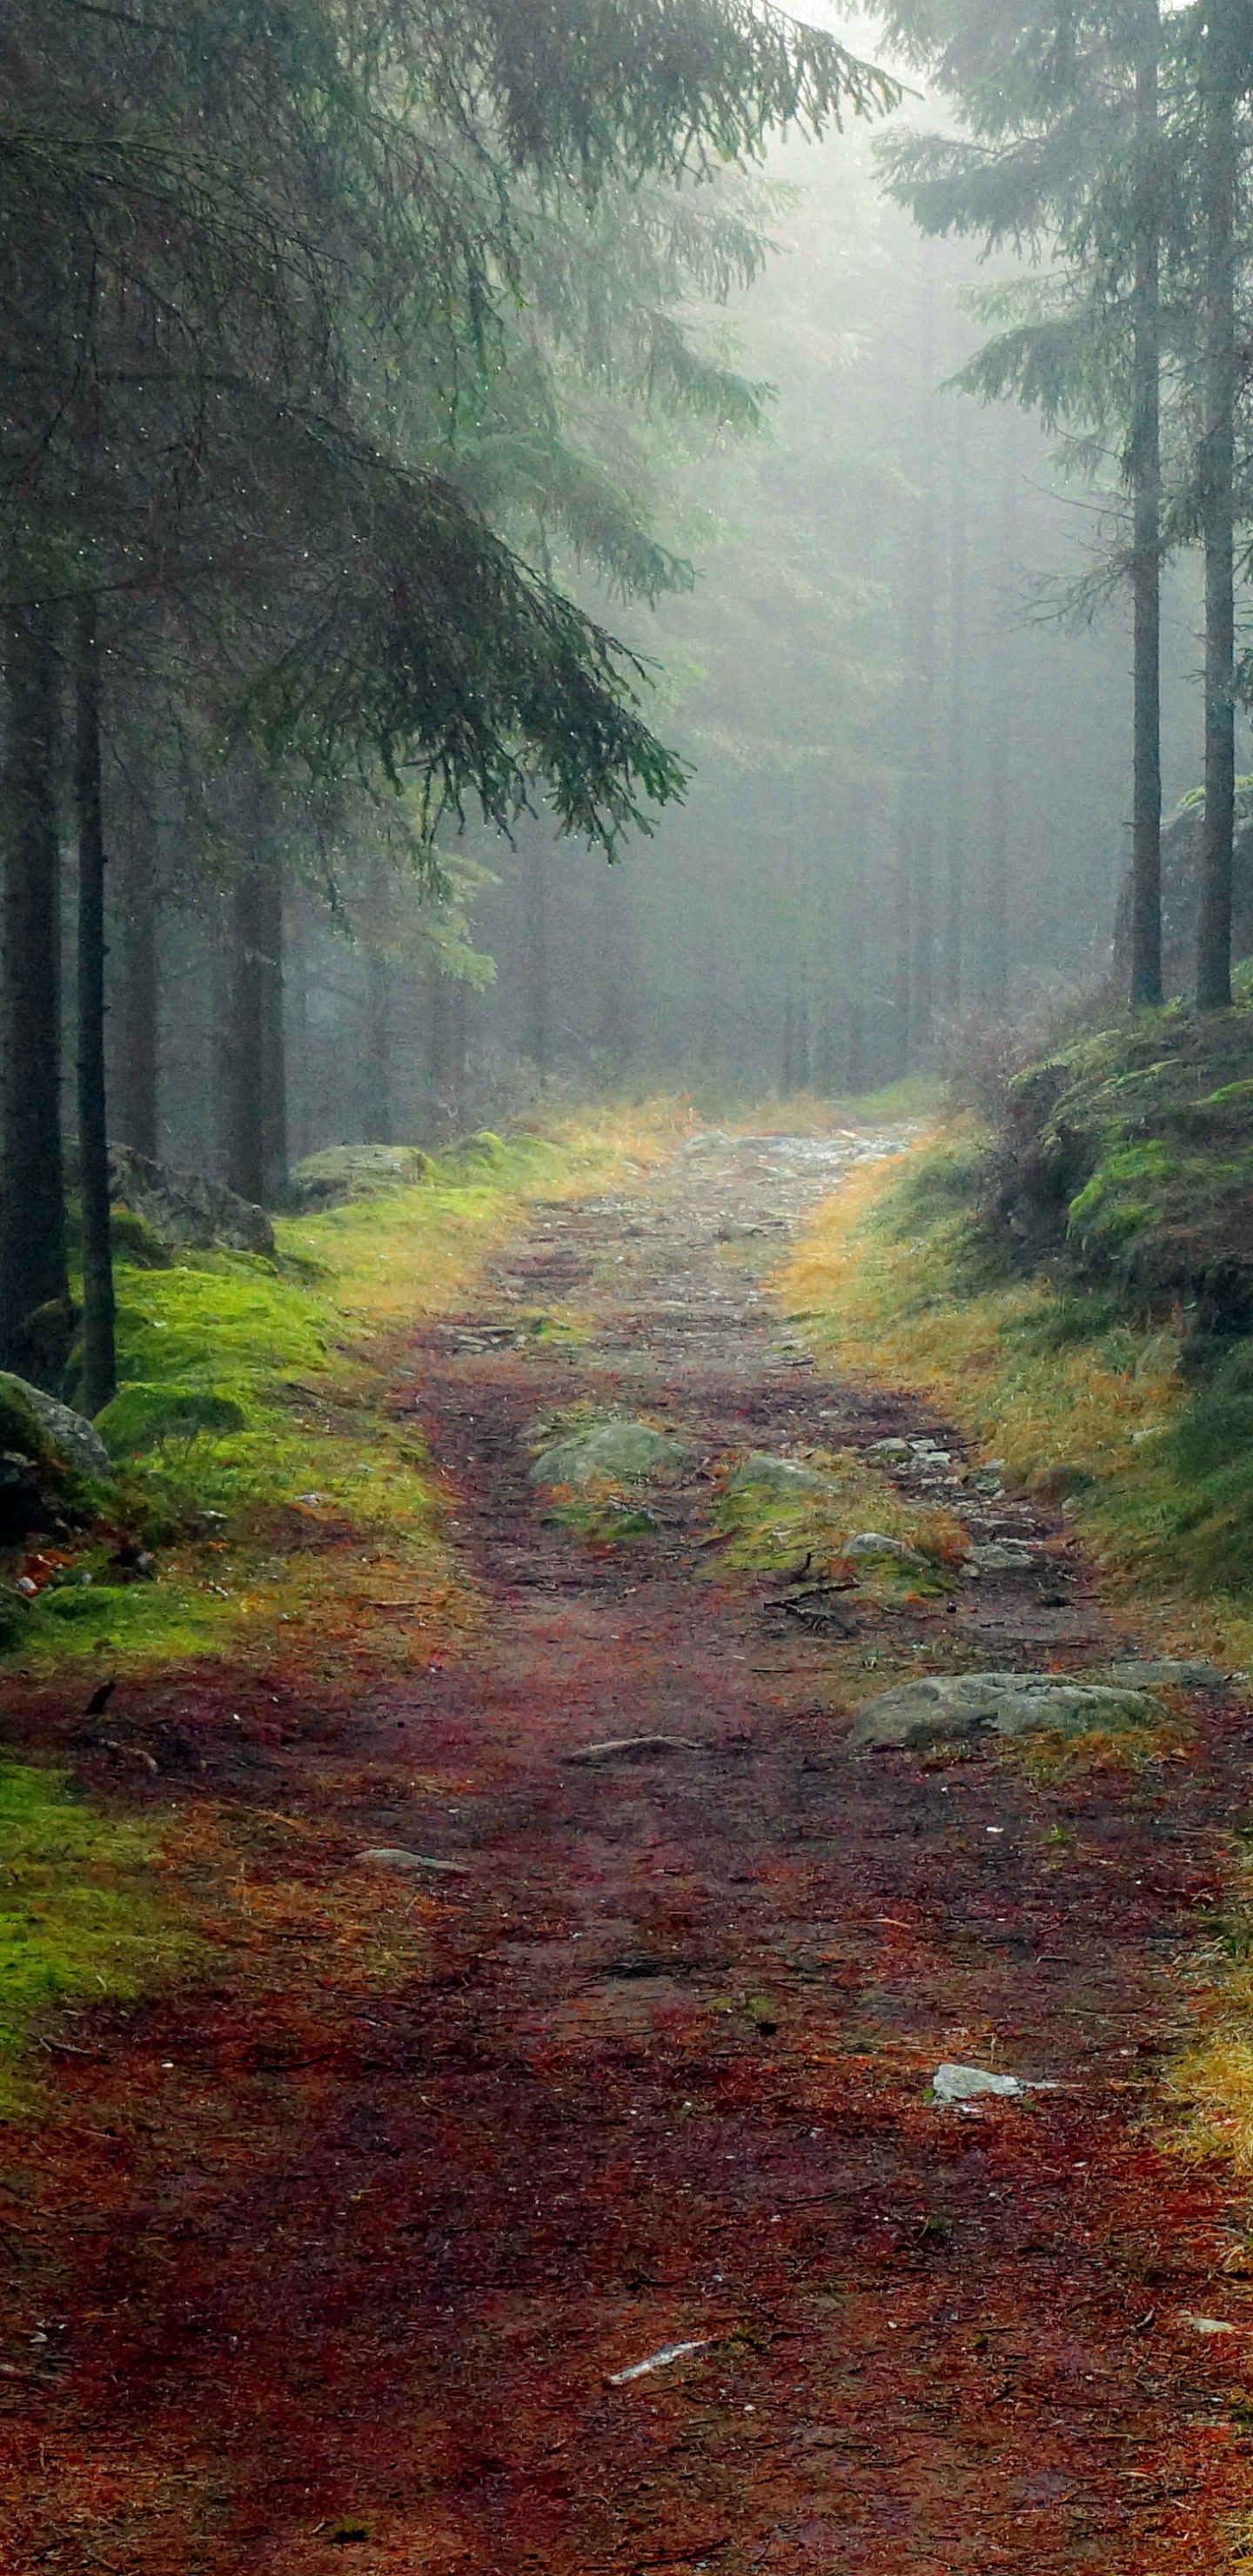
top-left (74, 600), bottom-right (117, 1417)
top-left (115, 763), bottom-right (159, 1158)
top-left (0, 606), bottom-right (69, 1379)
top-left (985, 429), bottom-right (1015, 1009)
top-left (1129, 0), bottom-right (1163, 1010)
top-left (892, 776), bottom-right (913, 1077)
top-left (524, 827), bottom-right (551, 1083)
top-left (364, 860), bottom-right (393, 1144)
top-left (1196, 3), bottom-right (1238, 1013)
top-left (944, 431), bottom-right (967, 1015)
top-left (912, 319), bottom-right (938, 1056)
top-left (226, 836), bottom-right (287, 1204)
top-left (365, 947), bottom-right (393, 1144)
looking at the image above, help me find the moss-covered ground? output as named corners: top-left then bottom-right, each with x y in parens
top-left (5, 1115), bottom-right (677, 1679)
top-left (0, 1760), bottom-right (182, 2113)
top-left (0, 1107), bottom-right (682, 2107)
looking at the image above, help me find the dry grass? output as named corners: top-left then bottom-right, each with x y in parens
top-left (779, 1139), bottom-right (1182, 1498)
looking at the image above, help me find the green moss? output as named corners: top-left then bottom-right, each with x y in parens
top-left (96, 1383), bottom-right (250, 1456)
top-left (0, 1760), bottom-right (181, 2110)
top-left (0, 1375), bottom-right (53, 1462)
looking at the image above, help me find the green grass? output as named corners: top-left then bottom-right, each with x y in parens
top-left (778, 1130), bottom-right (1253, 1660)
top-left (0, 1760), bottom-right (179, 2113)
top-left (5, 1110), bottom-right (680, 1674)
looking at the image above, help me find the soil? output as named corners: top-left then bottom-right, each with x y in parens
top-left (5, 1128), bottom-right (1253, 2573)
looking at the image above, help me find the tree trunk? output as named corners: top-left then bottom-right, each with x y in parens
top-left (0, 606), bottom-right (69, 1379)
top-left (365, 946), bottom-right (393, 1144)
top-left (74, 600), bottom-right (117, 1417)
top-left (1196, 7), bottom-right (1238, 1012)
top-left (1129, 0), bottom-right (1163, 1010)
top-left (226, 839), bottom-right (287, 1204)
top-left (845, 888), bottom-right (866, 1093)
top-left (597, 863), bottom-right (636, 1074)
top-left (363, 858), bottom-right (393, 1145)
top-left (944, 432), bottom-right (967, 1016)
top-left (115, 765), bottom-right (159, 1158)
top-left (524, 828), bottom-right (551, 1083)
top-left (892, 777), bottom-right (912, 1077)
top-left (985, 429), bottom-right (1015, 1009)
top-left (912, 319), bottom-right (938, 1057)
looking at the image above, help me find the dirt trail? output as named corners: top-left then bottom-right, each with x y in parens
top-left (8, 1129), bottom-right (1253, 2573)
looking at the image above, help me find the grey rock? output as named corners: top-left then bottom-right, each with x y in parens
top-left (866, 1439), bottom-right (913, 1461)
top-left (725, 1452), bottom-right (831, 1499)
top-left (109, 1143), bottom-right (274, 1255)
top-left (354, 1848), bottom-right (470, 1874)
top-left (1102, 1658), bottom-right (1230, 1690)
top-left (3, 1378), bottom-right (111, 1477)
top-left (852, 1669), bottom-right (1163, 1750)
top-left (964, 1541), bottom-right (1035, 1571)
top-left (933, 2063), bottom-right (1024, 2102)
top-left (844, 1531), bottom-right (928, 1567)
top-left (531, 1419), bottom-right (691, 1487)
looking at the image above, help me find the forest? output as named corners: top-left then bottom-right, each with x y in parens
top-left (11, 0), bottom-right (1253, 2570)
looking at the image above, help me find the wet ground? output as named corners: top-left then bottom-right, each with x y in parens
top-left (6, 1128), bottom-right (1253, 2573)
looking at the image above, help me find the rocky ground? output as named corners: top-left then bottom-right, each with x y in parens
top-left (5, 1127), bottom-right (1253, 2573)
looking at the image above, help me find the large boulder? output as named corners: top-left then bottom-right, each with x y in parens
top-left (13, 1379), bottom-right (111, 1478)
top-left (290, 1143), bottom-right (438, 1208)
top-left (0, 1371), bottom-right (110, 1540)
top-left (852, 1669), bottom-right (1163, 1751)
top-left (530, 1419), bottom-right (692, 1486)
top-left (108, 1144), bottom-right (274, 1255)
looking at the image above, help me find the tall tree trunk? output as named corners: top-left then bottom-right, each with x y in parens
top-left (365, 948), bottom-right (393, 1144)
top-left (364, 859), bottom-right (393, 1144)
top-left (1196, 5), bottom-right (1238, 1012)
top-left (115, 761), bottom-right (159, 1158)
top-left (892, 777), bottom-right (913, 1077)
top-left (912, 310), bottom-right (938, 1057)
top-left (597, 863), bottom-right (636, 1074)
top-left (945, 432), bottom-right (967, 1016)
top-left (524, 828), bottom-right (550, 1083)
top-left (1129, 0), bottom-right (1163, 1009)
top-left (226, 837), bottom-right (286, 1204)
top-left (0, 607), bottom-right (68, 1379)
top-left (985, 428), bottom-right (1015, 1009)
top-left (74, 600), bottom-right (117, 1416)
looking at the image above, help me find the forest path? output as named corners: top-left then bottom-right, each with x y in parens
top-left (10, 1127), bottom-right (1253, 2573)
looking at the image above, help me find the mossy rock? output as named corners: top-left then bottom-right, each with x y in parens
top-left (724, 1452), bottom-right (833, 1500)
top-left (39, 1584), bottom-right (136, 1622)
top-left (110, 1208), bottom-right (174, 1269)
top-left (95, 1383), bottom-right (249, 1457)
top-left (443, 1129), bottom-right (508, 1171)
top-left (0, 1375), bottom-right (56, 1465)
top-left (291, 1144), bottom-right (436, 1205)
top-left (530, 1419), bottom-right (690, 1487)
top-left (0, 1592), bottom-right (30, 1651)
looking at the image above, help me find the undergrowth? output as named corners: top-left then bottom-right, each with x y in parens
top-left (778, 1133), bottom-right (1243, 1627)
top-left (707, 1444), bottom-right (964, 1589)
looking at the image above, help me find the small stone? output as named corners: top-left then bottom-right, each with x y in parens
top-left (933, 2063), bottom-right (1024, 2102)
top-left (353, 1848), bottom-right (470, 1875)
top-left (566, 1734), bottom-right (700, 1764)
top-left (843, 1532), bottom-right (928, 1567)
